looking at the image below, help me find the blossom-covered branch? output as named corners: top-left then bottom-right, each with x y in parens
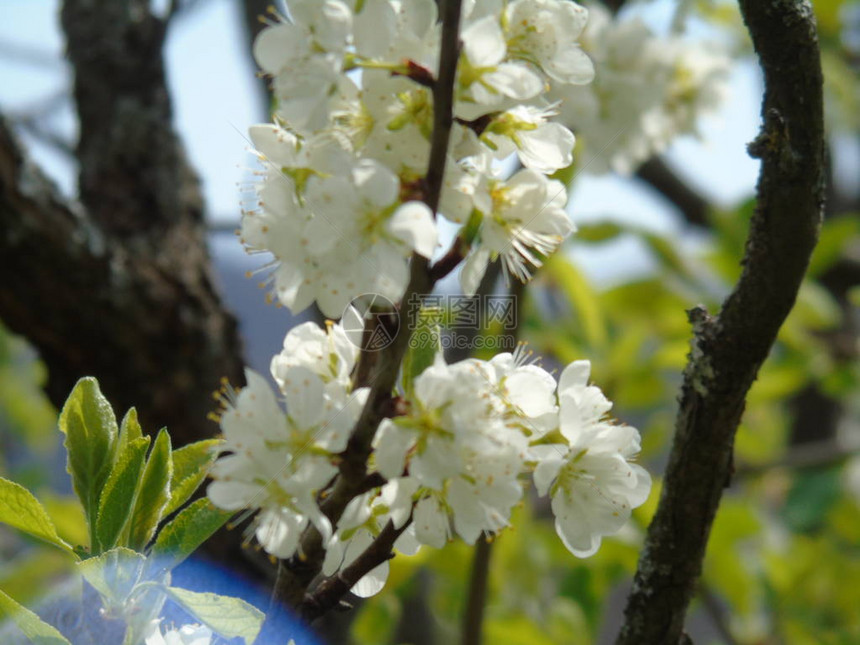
top-left (616, 0), bottom-right (825, 642)
top-left (213, 0), bottom-right (656, 624)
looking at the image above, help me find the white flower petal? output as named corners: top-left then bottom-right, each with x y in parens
top-left (462, 15), bottom-right (506, 66)
top-left (413, 496), bottom-right (449, 548)
top-left (352, 561), bottom-right (389, 598)
top-left (387, 202), bottom-right (438, 258)
top-left (460, 247), bottom-right (492, 296)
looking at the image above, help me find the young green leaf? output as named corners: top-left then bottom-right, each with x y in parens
top-left (163, 439), bottom-right (221, 517)
top-left (58, 377), bottom-right (118, 536)
top-left (150, 499), bottom-right (233, 571)
top-left (573, 221), bottom-right (624, 243)
top-left (116, 408), bottom-right (143, 458)
top-left (94, 436), bottom-right (150, 552)
top-left (163, 587), bottom-right (264, 645)
top-left (0, 477), bottom-right (74, 555)
top-left (0, 588), bottom-right (71, 644)
top-left (126, 429), bottom-right (173, 550)
top-left (402, 309), bottom-right (442, 396)
top-left (76, 547), bottom-right (147, 605)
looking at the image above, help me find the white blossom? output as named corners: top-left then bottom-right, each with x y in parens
top-left (456, 14), bottom-right (544, 119)
top-left (207, 368), bottom-right (368, 558)
top-left (230, 0), bottom-right (658, 573)
top-left (253, 2), bottom-right (353, 132)
top-left (459, 168), bottom-right (575, 294)
top-left (243, 132), bottom-right (437, 317)
top-left (145, 622), bottom-right (212, 645)
top-left (504, 0), bottom-right (594, 85)
top-left (270, 320), bottom-right (358, 392)
top-left (550, 3), bottom-right (729, 174)
top-left (532, 361), bottom-right (651, 557)
top-left (481, 105), bottom-right (576, 173)
top-left (372, 355), bottom-right (532, 546)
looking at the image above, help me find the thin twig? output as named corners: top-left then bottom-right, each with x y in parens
top-left (299, 519), bottom-right (412, 621)
top-left (697, 582), bottom-right (742, 645)
top-left (459, 279), bottom-right (524, 645)
top-left (430, 234), bottom-right (469, 281)
top-left (736, 440), bottom-right (858, 478)
top-left (461, 536), bottom-right (493, 645)
top-left (636, 156), bottom-right (711, 228)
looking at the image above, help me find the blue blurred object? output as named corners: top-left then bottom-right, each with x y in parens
top-left (0, 555), bottom-right (321, 645)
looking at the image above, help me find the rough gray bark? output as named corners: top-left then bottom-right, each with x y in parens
top-left (0, 0), bottom-right (246, 447)
top-left (0, 0), bottom-right (250, 571)
top-left (616, 1), bottom-right (825, 643)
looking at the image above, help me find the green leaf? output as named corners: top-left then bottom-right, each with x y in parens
top-left (549, 160), bottom-right (577, 187)
top-left (543, 255), bottom-right (607, 349)
top-left (163, 439), bottom-right (220, 517)
top-left (808, 217), bottom-right (859, 276)
top-left (0, 477), bottom-right (74, 554)
top-left (642, 232), bottom-right (690, 277)
top-left (402, 309), bottom-right (442, 395)
top-left (117, 408), bottom-right (143, 458)
top-left (783, 468), bottom-right (843, 532)
top-left (573, 221), bottom-right (624, 243)
top-left (151, 499), bottom-right (233, 571)
top-left (127, 429), bottom-right (173, 551)
top-left (58, 377), bottom-right (118, 538)
top-left (76, 547), bottom-right (147, 605)
top-left (0, 588), bottom-right (71, 644)
top-left (163, 587), bottom-right (264, 645)
top-left (41, 494), bottom-right (89, 549)
top-left (95, 436), bottom-right (150, 552)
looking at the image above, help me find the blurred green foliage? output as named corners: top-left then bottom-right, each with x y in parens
top-left (0, 325), bottom-right (82, 606)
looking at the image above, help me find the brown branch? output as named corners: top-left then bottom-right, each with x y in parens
top-left (616, 1), bottom-right (825, 643)
top-left (736, 439), bottom-right (858, 478)
top-left (239, 0), bottom-right (274, 115)
top-left (636, 156), bottom-right (711, 229)
top-left (269, 0), bottom-right (465, 614)
top-left (299, 519), bottom-right (411, 622)
top-left (461, 536), bottom-right (492, 645)
top-left (0, 109), bottom-right (242, 455)
top-left (430, 234), bottom-right (469, 281)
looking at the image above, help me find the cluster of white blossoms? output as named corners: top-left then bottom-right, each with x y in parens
top-left (208, 320), bottom-right (651, 597)
top-left (208, 321), bottom-right (368, 557)
top-left (371, 350), bottom-right (650, 559)
top-left (550, 3), bottom-right (730, 174)
top-left (216, 0), bottom-right (666, 603)
top-left (241, 0), bottom-right (595, 316)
